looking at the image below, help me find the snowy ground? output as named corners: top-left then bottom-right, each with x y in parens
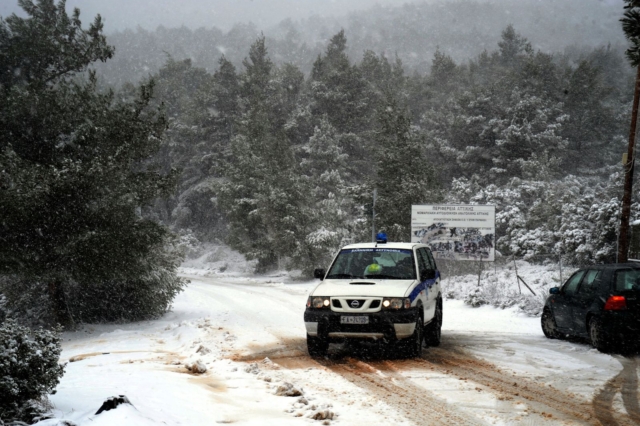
top-left (35, 265), bottom-right (640, 426)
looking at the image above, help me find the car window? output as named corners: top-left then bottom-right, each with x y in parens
top-left (614, 268), bottom-right (640, 291)
top-left (416, 249), bottom-right (429, 274)
top-left (418, 248), bottom-right (431, 271)
top-left (562, 270), bottom-right (585, 296)
top-left (424, 249), bottom-right (438, 269)
top-left (427, 250), bottom-right (438, 269)
top-left (577, 269), bottom-right (601, 295)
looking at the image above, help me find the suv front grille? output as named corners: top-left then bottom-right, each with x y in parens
top-left (346, 299), bottom-right (366, 309)
top-left (329, 298), bottom-right (382, 312)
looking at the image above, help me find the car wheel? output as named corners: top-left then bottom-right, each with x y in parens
top-left (403, 314), bottom-right (424, 358)
top-left (541, 308), bottom-right (559, 339)
top-left (589, 317), bottom-right (611, 353)
top-left (307, 334), bottom-right (328, 358)
top-left (424, 301), bottom-right (442, 347)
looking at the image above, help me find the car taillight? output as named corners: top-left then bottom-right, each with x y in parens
top-left (604, 295), bottom-right (627, 311)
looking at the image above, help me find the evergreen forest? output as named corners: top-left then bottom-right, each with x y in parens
top-left (0, 1), bottom-right (636, 421)
top-left (140, 22), bottom-right (637, 274)
top-left (0, 0), bottom-right (637, 325)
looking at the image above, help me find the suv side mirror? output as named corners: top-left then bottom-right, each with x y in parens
top-left (313, 268), bottom-right (326, 280)
top-left (420, 269), bottom-right (436, 281)
top-left (549, 287), bottom-right (560, 295)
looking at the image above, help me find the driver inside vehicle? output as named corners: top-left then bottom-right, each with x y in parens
top-left (395, 257), bottom-right (415, 279)
top-left (364, 263), bottom-right (382, 276)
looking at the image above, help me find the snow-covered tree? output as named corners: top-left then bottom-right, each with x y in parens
top-left (450, 170), bottom-right (625, 265)
top-left (218, 37), bottom-right (306, 271)
top-left (310, 31), bottom-right (375, 179)
top-left (374, 99), bottom-right (442, 241)
top-left (425, 85), bottom-right (569, 187)
top-left (294, 117), bottom-right (355, 273)
top-left (0, 0), bottom-right (185, 326)
top-left (150, 57), bottom-right (230, 241)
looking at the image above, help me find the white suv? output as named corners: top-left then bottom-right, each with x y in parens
top-left (304, 238), bottom-right (442, 357)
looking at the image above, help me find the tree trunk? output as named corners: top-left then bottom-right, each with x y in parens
top-left (618, 65), bottom-right (640, 263)
top-left (48, 279), bottom-right (73, 328)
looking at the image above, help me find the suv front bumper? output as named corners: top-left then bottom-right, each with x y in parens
top-left (304, 307), bottom-right (419, 341)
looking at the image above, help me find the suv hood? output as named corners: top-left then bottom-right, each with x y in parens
top-left (311, 279), bottom-right (417, 298)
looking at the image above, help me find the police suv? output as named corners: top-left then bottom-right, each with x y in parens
top-left (304, 235), bottom-right (442, 357)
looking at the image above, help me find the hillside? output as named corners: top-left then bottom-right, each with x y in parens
top-left (93, 0), bottom-right (628, 87)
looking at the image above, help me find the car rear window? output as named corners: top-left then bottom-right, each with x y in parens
top-left (614, 268), bottom-right (640, 291)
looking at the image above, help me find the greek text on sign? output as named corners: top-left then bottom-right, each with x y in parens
top-left (411, 205), bottom-right (496, 262)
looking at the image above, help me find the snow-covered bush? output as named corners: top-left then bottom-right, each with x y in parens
top-left (518, 293), bottom-right (547, 317)
top-left (0, 320), bottom-right (65, 423)
top-left (0, 278), bottom-right (54, 327)
top-left (1, 235), bottom-right (186, 326)
top-left (175, 228), bottom-right (206, 260)
top-left (443, 260), bottom-right (570, 316)
top-left (463, 287), bottom-right (487, 307)
top-left (68, 236), bottom-right (186, 323)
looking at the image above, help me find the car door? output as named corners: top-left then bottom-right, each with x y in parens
top-left (424, 247), bottom-right (439, 317)
top-left (571, 268), bottom-right (601, 336)
top-left (553, 270), bottom-right (585, 332)
top-left (417, 248), bottom-right (436, 319)
top-left (414, 248), bottom-right (430, 320)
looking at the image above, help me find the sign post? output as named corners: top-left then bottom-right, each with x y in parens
top-left (411, 204), bottom-right (496, 261)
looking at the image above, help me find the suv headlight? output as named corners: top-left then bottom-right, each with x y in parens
top-left (382, 298), bottom-right (411, 310)
top-left (307, 296), bottom-right (330, 309)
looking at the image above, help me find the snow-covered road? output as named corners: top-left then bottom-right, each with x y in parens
top-left (39, 274), bottom-right (640, 425)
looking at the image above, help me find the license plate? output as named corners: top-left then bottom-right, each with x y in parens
top-left (340, 316), bottom-right (369, 325)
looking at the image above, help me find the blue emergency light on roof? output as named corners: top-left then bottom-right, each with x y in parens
top-left (376, 232), bottom-right (388, 244)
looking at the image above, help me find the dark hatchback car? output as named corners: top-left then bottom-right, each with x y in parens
top-left (541, 263), bottom-right (640, 352)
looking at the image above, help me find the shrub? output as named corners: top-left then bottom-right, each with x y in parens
top-left (0, 235), bottom-right (186, 326)
top-left (464, 287), bottom-right (487, 308)
top-left (67, 234), bottom-right (186, 323)
top-left (0, 320), bottom-right (65, 423)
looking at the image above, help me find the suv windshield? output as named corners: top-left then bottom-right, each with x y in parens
top-left (326, 248), bottom-right (416, 280)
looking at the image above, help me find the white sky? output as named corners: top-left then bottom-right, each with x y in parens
top-left (0, 0), bottom-right (430, 32)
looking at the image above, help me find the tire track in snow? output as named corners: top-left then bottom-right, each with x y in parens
top-left (592, 355), bottom-right (640, 426)
top-left (413, 344), bottom-right (640, 426)
top-left (318, 356), bottom-right (487, 426)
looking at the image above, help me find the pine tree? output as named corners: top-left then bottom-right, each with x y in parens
top-left (151, 57), bottom-right (230, 240)
top-left (212, 56), bottom-right (240, 149)
top-left (218, 37), bottom-right (305, 271)
top-left (561, 59), bottom-right (618, 172)
top-left (498, 24), bottom-right (533, 65)
top-left (374, 98), bottom-right (442, 241)
top-left (310, 31), bottom-right (374, 178)
top-left (294, 117), bottom-right (354, 273)
top-left (0, 0), bottom-right (185, 326)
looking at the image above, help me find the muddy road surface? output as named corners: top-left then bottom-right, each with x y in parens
top-left (185, 275), bottom-right (640, 425)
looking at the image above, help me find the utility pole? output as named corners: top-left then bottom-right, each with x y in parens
top-left (618, 1), bottom-right (640, 263)
top-left (618, 65), bottom-right (640, 263)
top-left (372, 188), bottom-right (377, 242)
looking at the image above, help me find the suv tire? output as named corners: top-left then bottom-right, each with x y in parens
top-left (401, 314), bottom-right (424, 358)
top-left (307, 334), bottom-right (328, 357)
top-left (424, 301), bottom-right (442, 347)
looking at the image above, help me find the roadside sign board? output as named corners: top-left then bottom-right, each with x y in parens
top-left (411, 205), bottom-right (496, 261)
